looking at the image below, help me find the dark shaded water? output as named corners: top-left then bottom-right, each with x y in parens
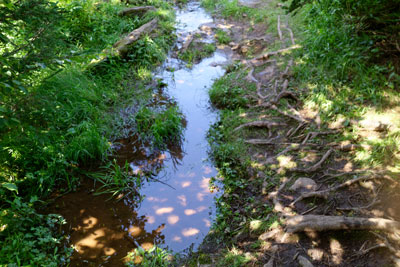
top-left (49, 2), bottom-right (230, 265)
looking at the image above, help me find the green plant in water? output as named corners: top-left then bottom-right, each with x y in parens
top-left (135, 106), bottom-right (184, 149)
top-left (91, 160), bottom-right (142, 200)
top-left (125, 245), bottom-right (172, 267)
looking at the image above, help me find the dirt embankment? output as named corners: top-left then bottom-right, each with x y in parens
top-left (195, 1), bottom-right (400, 266)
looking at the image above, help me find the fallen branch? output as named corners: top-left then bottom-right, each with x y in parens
top-left (88, 19), bottom-right (158, 68)
top-left (118, 6), bottom-right (156, 16)
top-left (286, 215), bottom-right (400, 233)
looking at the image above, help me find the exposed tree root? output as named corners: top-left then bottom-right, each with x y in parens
top-left (243, 45), bottom-right (301, 65)
top-left (272, 88), bottom-right (299, 105)
top-left (257, 104), bottom-right (306, 123)
top-left (294, 149), bottom-right (333, 173)
top-left (290, 175), bottom-right (389, 207)
top-left (287, 27), bottom-right (295, 46)
top-left (118, 6), bottom-right (156, 16)
top-left (234, 120), bottom-right (286, 132)
top-left (285, 215), bottom-right (400, 233)
top-left (277, 15), bottom-right (283, 41)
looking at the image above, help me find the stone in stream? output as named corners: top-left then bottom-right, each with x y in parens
top-left (289, 177), bottom-right (317, 192)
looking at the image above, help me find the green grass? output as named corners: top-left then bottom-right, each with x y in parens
top-left (209, 66), bottom-right (255, 109)
top-left (135, 106), bottom-right (184, 149)
top-left (179, 42), bottom-right (216, 67)
top-left (215, 29), bottom-right (231, 45)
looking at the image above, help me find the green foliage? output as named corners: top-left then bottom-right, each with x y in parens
top-left (0, 0), bottom-right (178, 265)
top-left (215, 29), bottom-right (231, 45)
top-left (126, 246), bottom-right (172, 267)
top-left (91, 160), bottom-right (143, 199)
top-left (209, 69), bottom-right (253, 109)
top-left (179, 42), bottom-right (216, 67)
top-left (216, 248), bottom-right (251, 267)
top-left (0, 197), bottom-right (73, 266)
top-left (201, 0), bottom-right (268, 22)
top-left (135, 106), bottom-right (184, 149)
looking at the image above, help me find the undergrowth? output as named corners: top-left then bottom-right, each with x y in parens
top-left (0, 0), bottom-right (180, 265)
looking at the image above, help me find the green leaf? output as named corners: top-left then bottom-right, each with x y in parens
top-left (2, 183), bottom-right (18, 193)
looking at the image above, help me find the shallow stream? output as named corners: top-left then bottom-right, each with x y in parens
top-left (50, 3), bottom-right (231, 266)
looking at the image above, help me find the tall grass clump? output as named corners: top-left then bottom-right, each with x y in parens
top-left (291, 0), bottom-right (399, 117)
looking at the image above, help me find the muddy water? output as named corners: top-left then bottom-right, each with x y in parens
top-left (50, 2), bottom-right (230, 266)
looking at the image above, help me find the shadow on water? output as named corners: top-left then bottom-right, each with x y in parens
top-left (49, 2), bottom-right (231, 265)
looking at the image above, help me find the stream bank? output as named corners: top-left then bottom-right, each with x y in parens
top-left (188, 0), bottom-right (400, 266)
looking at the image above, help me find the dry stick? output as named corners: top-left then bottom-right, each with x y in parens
top-left (285, 215), bottom-right (400, 233)
top-left (290, 175), bottom-right (388, 207)
top-left (118, 6), bottom-right (156, 16)
top-left (234, 120), bottom-right (286, 132)
top-left (277, 15), bottom-right (283, 41)
top-left (294, 148), bottom-right (333, 173)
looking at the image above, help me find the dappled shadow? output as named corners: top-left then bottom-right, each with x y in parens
top-left (48, 179), bottom-right (165, 266)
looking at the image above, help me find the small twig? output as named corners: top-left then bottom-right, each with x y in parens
top-left (301, 205), bottom-right (318, 215)
top-left (147, 176), bottom-right (176, 190)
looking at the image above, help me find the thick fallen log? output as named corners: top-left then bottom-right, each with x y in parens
top-left (88, 19), bottom-right (158, 68)
top-left (286, 215), bottom-right (400, 233)
top-left (118, 6), bottom-right (156, 16)
top-left (113, 18), bottom-right (158, 56)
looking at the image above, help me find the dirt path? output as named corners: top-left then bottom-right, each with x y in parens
top-left (196, 1), bottom-right (400, 266)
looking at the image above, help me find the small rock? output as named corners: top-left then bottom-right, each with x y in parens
top-left (290, 178), bottom-right (317, 192)
top-left (307, 248), bottom-right (324, 261)
top-left (298, 255), bottom-right (314, 267)
top-left (240, 45), bottom-right (249, 54)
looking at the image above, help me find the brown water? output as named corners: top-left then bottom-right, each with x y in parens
top-left (49, 2), bottom-right (230, 265)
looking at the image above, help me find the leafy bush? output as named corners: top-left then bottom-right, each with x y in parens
top-left (0, 197), bottom-right (72, 266)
